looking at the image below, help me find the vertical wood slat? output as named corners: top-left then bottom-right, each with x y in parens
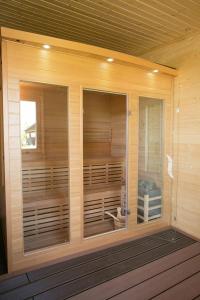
top-left (1, 39), bottom-right (13, 271)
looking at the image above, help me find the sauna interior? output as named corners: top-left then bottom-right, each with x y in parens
top-left (83, 90), bottom-right (127, 237)
top-left (137, 97), bottom-right (163, 224)
top-left (20, 82), bottom-right (69, 252)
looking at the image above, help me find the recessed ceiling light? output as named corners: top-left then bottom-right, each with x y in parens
top-left (107, 57), bottom-right (114, 62)
top-left (152, 69), bottom-right (159, 73)
top-left (43, 44), bottom-right (51, 49)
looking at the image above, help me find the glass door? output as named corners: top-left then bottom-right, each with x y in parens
top-left (20, 82), bottom-right (69, 252)
top-left (83, 89), bottom-right (128, 238)
top-left (137, 97), bottom-right (163, 224)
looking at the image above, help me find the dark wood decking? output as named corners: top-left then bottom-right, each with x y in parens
top-left (0, 222), bottom-right (7, 276)
top-left (0, 229), bottom-right (199, 300)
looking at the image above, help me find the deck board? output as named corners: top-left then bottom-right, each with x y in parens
top-left (28, 229), bottom-right (184, 282)
top-left (0, 274), bottom-right (29, 295)
top-left (0, 229), bottom-right (198, 300)
top-left (34, 237), bottom-right (195, 300)
top-left (0, 222), bottom-right (7, 276)
top-left (68, 242), bottom-right (200, 300)
top-left (152, 272), bottom-right (200, 300)
top-left (110, 254), bottom-right (200, 300)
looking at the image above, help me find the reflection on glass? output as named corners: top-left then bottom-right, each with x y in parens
top-left (137, 97), bottom-right (163, 224)
top-left (20, 82), bottom-right (69, 252)
top-left (20, 100), bottom-right (37, 149)
top-left (83, 90), bottom-right (127, 238)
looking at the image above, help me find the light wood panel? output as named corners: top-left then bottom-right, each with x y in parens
top-left (143, 35), bottom-right (200, 239)
top-left (83, 91), bottom-right (112, 158)
top-left (83, 91), bottom-right (127, 159)
top-left (0, 42), bottom-right (7, 263)
top-left (1, 27), bottom-right (177, 76)
top-left (1, 30), bottom-right (173, 272)
top-left (43, 87), bottom-right (68, 161)
top-left (111, 95), bottom-right (126, 157)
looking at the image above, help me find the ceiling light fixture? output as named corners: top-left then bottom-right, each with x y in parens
top-left (152, 69), bottom-right (159, 73)
top-left (107, 57), bottom-right (114, 62)
top-left (43, 44), bottom-right (51, 49)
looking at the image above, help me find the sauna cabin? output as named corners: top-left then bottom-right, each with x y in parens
top-left (0, 27), bottom-right (176, 273)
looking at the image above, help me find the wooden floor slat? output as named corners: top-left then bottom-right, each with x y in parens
top-left (1, 237), bottom-right (171, 299)
top-left (0, 222), bottom-right (6, 276)
top-left (34, 237), bottom-right (194, 300)
top-left (152, 272), bottom-right (200, 300)
top-left (0, 274), bottom-right (29, 295)
top-left (109, 254), bottom-right (200, 300)
top-left (0, 229), bottom-right (197, 300)
top-left (28, 229), bottom-right (183, 282)
top-left (68, 242), bottom-right (200, 300)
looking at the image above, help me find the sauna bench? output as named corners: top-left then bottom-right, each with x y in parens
top-left (22, 158), bottom-right (125, 249)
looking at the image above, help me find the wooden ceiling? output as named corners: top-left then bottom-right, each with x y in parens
top-left (0, 0), bottom-right (200, 56)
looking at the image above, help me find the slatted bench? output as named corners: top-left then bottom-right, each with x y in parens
top-left (22, 159), bottom-right (125, 250)
top-left (83, 159), bottom-right (125, 237)
top-left (22, 163), bottom-right (69, 251)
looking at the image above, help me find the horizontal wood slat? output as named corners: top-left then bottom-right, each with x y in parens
top-left (83, 162), bottom-right (124, 188)
top-left (22, 160), bottom-right (124, 249)
top-left (22, 164), bottom-right (68, 251)
top-left (22, 166), bottom-right (68, 193)
top-left (83, 161), bottom-right (125, 237)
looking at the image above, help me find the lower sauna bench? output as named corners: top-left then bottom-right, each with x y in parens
top-left (22, 159), bottom-right (126, 251)
top-left (22, 163), bottom-right (69, 252)
top-left (83, 159), bottom-right (126, 237)
top-left (84, 186), bottom-right (122, 237)
top-left (23, 194), bottom-right (69, 252)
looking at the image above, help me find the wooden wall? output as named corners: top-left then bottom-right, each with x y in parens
top-left (43, 87), bottom-right (68, 162)
top-left (83, 91), bottom-right (111, 159)
top-left (0, 45), bottom-right (7, 260)
top-left (143, 34), bottom-right (200, 239)
top-left (83, 91), bottom-right (126, 159)
top-left (1, 32), bottom-right (174, 272)
top-left (110, 95), bottom-right (126, 158)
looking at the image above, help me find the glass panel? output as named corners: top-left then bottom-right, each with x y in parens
top-left (83, 90), bottom-right (127, 238)
top-left (138, 97), bottom-right (163, 224)
top-left (20, 101), bottom-right (37, 149)
top-left (20, 82), bottom-right (69, 252)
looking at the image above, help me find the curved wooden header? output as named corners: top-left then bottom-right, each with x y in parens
top-left (1, 27), bottom-right (177, 77)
